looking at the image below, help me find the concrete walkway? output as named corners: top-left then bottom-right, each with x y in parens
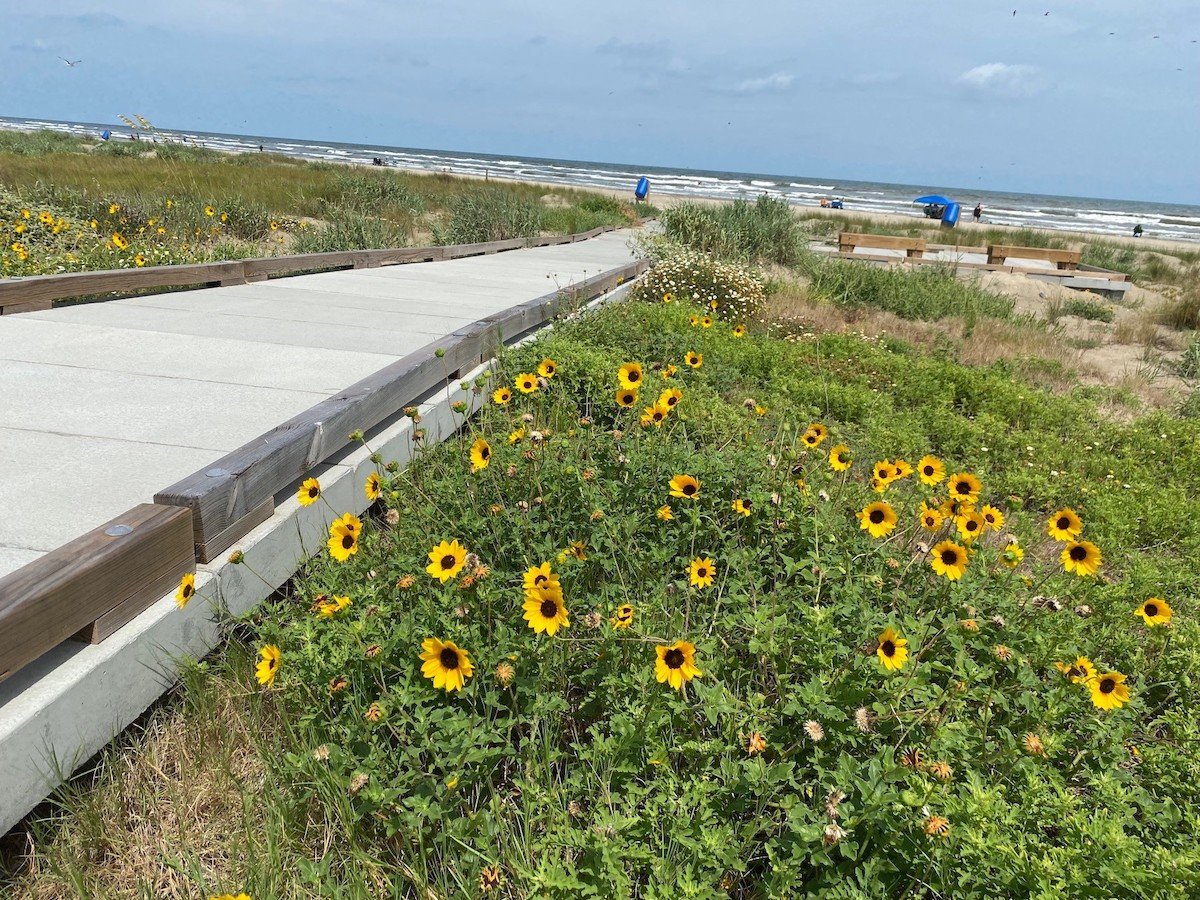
top-left (0, 229), bottom-right (640, 580)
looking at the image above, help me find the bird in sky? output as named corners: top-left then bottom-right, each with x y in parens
top-left (59, 57), bottom-right (82, 67)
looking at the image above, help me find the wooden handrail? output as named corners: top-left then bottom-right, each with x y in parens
top-left (0, 225), bottom-right (625, 314)
top-left (154, 258), bottom-right (647, 562)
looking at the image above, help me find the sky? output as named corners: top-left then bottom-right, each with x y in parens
top-left (4, 1), bottom-right (1199, 204)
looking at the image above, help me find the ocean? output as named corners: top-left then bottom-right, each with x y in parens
top-left (4, 115), bottom-right (1199, 244)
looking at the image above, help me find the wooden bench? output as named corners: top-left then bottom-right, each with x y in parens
top-left (987, 245), bottom-right (1081, 270)
top-left (838, 232), bottom-right (926, 258)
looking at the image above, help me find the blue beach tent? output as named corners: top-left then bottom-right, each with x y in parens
top-left (635, 177), bottom-right (650, 201)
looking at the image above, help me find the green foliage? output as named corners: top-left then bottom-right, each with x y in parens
top-left (1178, 337), bottom-right (1200, 380)
top-left (1158, 272), bottom-right (1200, 331)
top-left (0, 129), bottom-right (89, 156)
top-left (291, 210), bottom-right (408, 252)
top-left (1083, 242), bottom-right (1140, 277)
top-left (332, 172), bottom-right (425, 214)
top-left (433, 189), bottom-right (543, 244)
top-left (659, 196), bottom-right (808, 265)
top-left (634, 242), bottom-right (767, 322)
top-left (1059, 298), bottom-right (1116, 323)
top-left (802, 256), bottom-right (1016, 321)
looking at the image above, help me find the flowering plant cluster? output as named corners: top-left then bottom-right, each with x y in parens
top-left (633, 241), bottom-right (766, 324)
top-left (218, 286), bottom-right (1198, 896)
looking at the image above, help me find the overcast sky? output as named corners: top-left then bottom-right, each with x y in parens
top-left (5, 1), bottom-right (1198, 204)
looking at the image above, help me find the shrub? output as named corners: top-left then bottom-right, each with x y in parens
top-left (291, 211), bottom-right (407, 252)
top-left (1158, 270), bottom-right (1200, 330)
top-left (659, 195), bottom-right (807, 265)
top-left (332, 172), bottom-right (425, 214)
top-left (1060, 297), bottom-right (1116, 323)
top-left (1178, 337), bottom-right (1200, 380)
top-left (432, 189), bottom-right (542, 244)
top-left (635, 243), bottom-right (767, 322)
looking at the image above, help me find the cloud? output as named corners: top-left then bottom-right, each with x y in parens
top-left (732, 72), bottom-right (794, 94)
top-left (9, 38), bottom-right (51, 52)
top-left (956, 63), bottom-right (1043, 99)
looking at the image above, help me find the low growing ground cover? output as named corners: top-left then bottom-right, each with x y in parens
top-left (7, 263), bottom-right (1199, 897)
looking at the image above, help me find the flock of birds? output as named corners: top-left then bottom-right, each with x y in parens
top-left (1011, 10), bottom-right (1192, 70)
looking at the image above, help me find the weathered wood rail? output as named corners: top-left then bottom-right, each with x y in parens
top-left (0, 226), bottom-right (619, 314)
top-left (0, 249), bottom-right (646, 684)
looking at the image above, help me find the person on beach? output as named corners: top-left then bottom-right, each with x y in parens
top-left (1133, 224), bottom-right (1143, 238)
top-left (973, 203), bottom-right (983, 223)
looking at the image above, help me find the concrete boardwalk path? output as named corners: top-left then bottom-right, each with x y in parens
top-left (0, 228), bottom-right (640, 581)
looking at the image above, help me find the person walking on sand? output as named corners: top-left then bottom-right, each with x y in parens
top-left (1133, 224), bottom-right (1143, 238)
top-left (973, 203), bottom-right (983, 223)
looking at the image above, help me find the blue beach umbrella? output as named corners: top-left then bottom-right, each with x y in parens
top-left (913, 194), bottom-right (953, 206)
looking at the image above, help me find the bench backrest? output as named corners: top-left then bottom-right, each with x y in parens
top-left (838, 232), bottom-right (926, 253)
top-left (987, 245), bottom-right (1082, 265)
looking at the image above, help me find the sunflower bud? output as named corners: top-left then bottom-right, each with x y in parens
top-left (227, 550), bottom-right (244, 565)
top-left (495, 661), bottom-right (515, 686)
top-left (435, 348), bottom-right (446, 358)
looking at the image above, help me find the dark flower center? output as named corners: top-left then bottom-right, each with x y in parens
top-left (1100, 677), bottom-right (1115, 694)
top-left (667, 396), bottom-right (677, 406)
top-left (439, 647), bottom-right (460, 670)
top-left (534, 574), bottom-right (547, 586)
top-left (682, 483), bottom-right (696, 495)
top-left (441, 553), bottom-right (457, 569)
top-left (881, 641), bottom-right (896, 657)
top-left (268, 657), bottom-right (277, 671)
top-left (1057, 516), bottom-right (1071, 530)
top-left (653, 411), bottom-right (663, 420)
top-left (341, 535), bottom-right (354, 550)
top-left (481, 446), bottom-right (490, 460)
top-left (183, 584), bottom-right (193, 598)
top-left (806, 435), bottom-right (816, 444)
top-left (956, 481), bottom-right (971, 494)
top-left (744, 500), bottom-right (752, 509)
top-left (697, 567), bottom-right (708, 578)
top-left (966, 519), bottom-right (979, 531)
top-left (1145, 603), bottom-right (1159, 617)
top-left (869, 509), bottom-right (885, 524)
top-left (664, 648), bottom-right (684, 669)
top-left (628, 370), bottom-right (640, 382)
top-left (923, 465), bottom-right (934, 476)
top-left (1070, 545), bottom-right (1088, 561)
top-left (308, 486), bottom-right (319, 498)
top-left (941, 549), bottom-right (958, 565)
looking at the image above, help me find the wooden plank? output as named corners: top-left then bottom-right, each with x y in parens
top-left (0, 504), bottom-right (194, 683)
top-left (832, 251), bottom-right (1129, 281)
top-left (0, 261), bottom-right (250, 308)
top-left (154, 259), bottom-right (647, 557)
top-left (986, 245), bottom-right (1081, 269)
top-left (838, 232), bottom-right (926, 257)
top-left (0, 299), bottom-right (52, 315)
top-left (196, 497), bottom-right (274, 563)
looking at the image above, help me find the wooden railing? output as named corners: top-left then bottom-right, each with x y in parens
top-left (0, 255), bottom-right (647, 683)
top-left (0, 226), bottom-right (621, 314)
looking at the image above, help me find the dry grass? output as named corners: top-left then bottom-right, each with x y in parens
top-left (1, 661), bottom-right (300, 899)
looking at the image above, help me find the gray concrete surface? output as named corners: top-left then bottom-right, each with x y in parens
top-left (0, 228), bottom-right (640, 580)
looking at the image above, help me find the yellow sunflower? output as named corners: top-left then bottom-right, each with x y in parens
top-left (1061, 540), bottom-right (1102, 577)
top-left (1002, 540), bottom-right (1025, 568)
top-left (893, 459), bottom-right (914, 480)
top-left (955, 509), bottom-right (987, 542)
top-left (919, 503), bottom-right (944, 531)
top-left (316, 595), bottom-right (352, 617)
top-left (38, 210), bottom-right (54, 225)
top-left (420, 638), bottom-right (474, 692)
top-left (508, 427), bottom-right (525, 444)
top-left (658, 388), bottom-right (683, 409)
top-left (732, 324), bottom-right (746, 338)
top-left (111, 232), bottom-right (129, 251)
top-left (1135, 598), bottom-right (1172, 627)
top-left (134, 254), bottom-right (147, 267)
top-left (616, 387), bottom-right (639, 408)
top-left (655, 641), bottom-right (702, 690)
top-left (470, 437), bottom-right (493, 471)
top-left (523, 562), bottom-right (560, 594)
top-left (204, 205), bottom-right (215, 217)
top-left (538, 358), bottom-right (557, 378)
top-left (732, 498), bottom-right (751, 517)
top-left (1046, 507), bottom-right (1083, 541)
top-left (858, 501), bottom-right (898, 538)
top-left (297, 477), bottom-right (321, 506)
top-left (689, 314), bottom-right (700, 326)
top-left (663, 291), bottom-right (675, 303)
top-left (365, 472), bottom-right (382, 500)
top-left (327, 515), bottom-right (360, 562)
top-left (515, 372), bottom-right (539, 394)
top-left (492, 386), bottom-right (512, 405)
top-left (1056, 657), bottom-right (1096, 684)
top-left (427, 539), bottom-right (468, 582)
top-left (639, 403), bottom-right (670, 427)
top-left (930, 540), bottom-right (968, 580)
top-left (946, 472), bottom-right (982, 503)
top-left (685, 351), bottom-right (703, 368)
top-left (917, 455), bottom-right (945, 485)
top-left (1088, 671), bottom-right (1130, 711)
top-left (523, 583), bottom-right (570, 635)
top-left (700, 315), bottom-right (713, 328)
top-left (656, 504), bottom-right (674, 521)
top-left (876, 628), bottom-right (908, 671)
top-left (611, 603), bottom-right (635, 629)
top-left (802, 424), bottom-right (828, 449)
top-left (175, 572), bottom-right (196, 609)
top-left (256, 644), bottom-right (281, 686)
top-left (829, 444), bottom-right (852, 472)
top-left (663, 364), bottom-right (678, 377)
top-left (688, 556), bottom-right (716, 588)
top-left (669, 474), bottom-right (701, 499)
top-left (980, 505), bottom-right (1005, 531)
top-left (618, 362), bottom-right (644, 389)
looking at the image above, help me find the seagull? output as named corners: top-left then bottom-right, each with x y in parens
top-left (1012, 9), bottom-right (1017, 15)
top-left (59, 57), bottom-right (82, 67)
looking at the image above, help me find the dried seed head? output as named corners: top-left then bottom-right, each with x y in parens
top-left (313, 744), bottom-right (330, 762)
top-left (397, 575), bottom-right (415, 590)
top-left (825, 789), bottom-right (846, 819)
top-left (364, 644), bottom-right (382, 658)
top-left (349, 772), bottom-right (369, 794)
top-left (495, 662), bottom-right (516, 686)
top-left (823, 823), bottom-right (848, 846)
top-left (584, 611), bottom-right (603, 630)
top-left (384, 508), bottom-right (400, 526)
top-left (746, 732), bottom-right (767, 755)
top-left (1074, 604), bottom-right (1093, 618)
top-left (804, 720), bottom-right (825, 742)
